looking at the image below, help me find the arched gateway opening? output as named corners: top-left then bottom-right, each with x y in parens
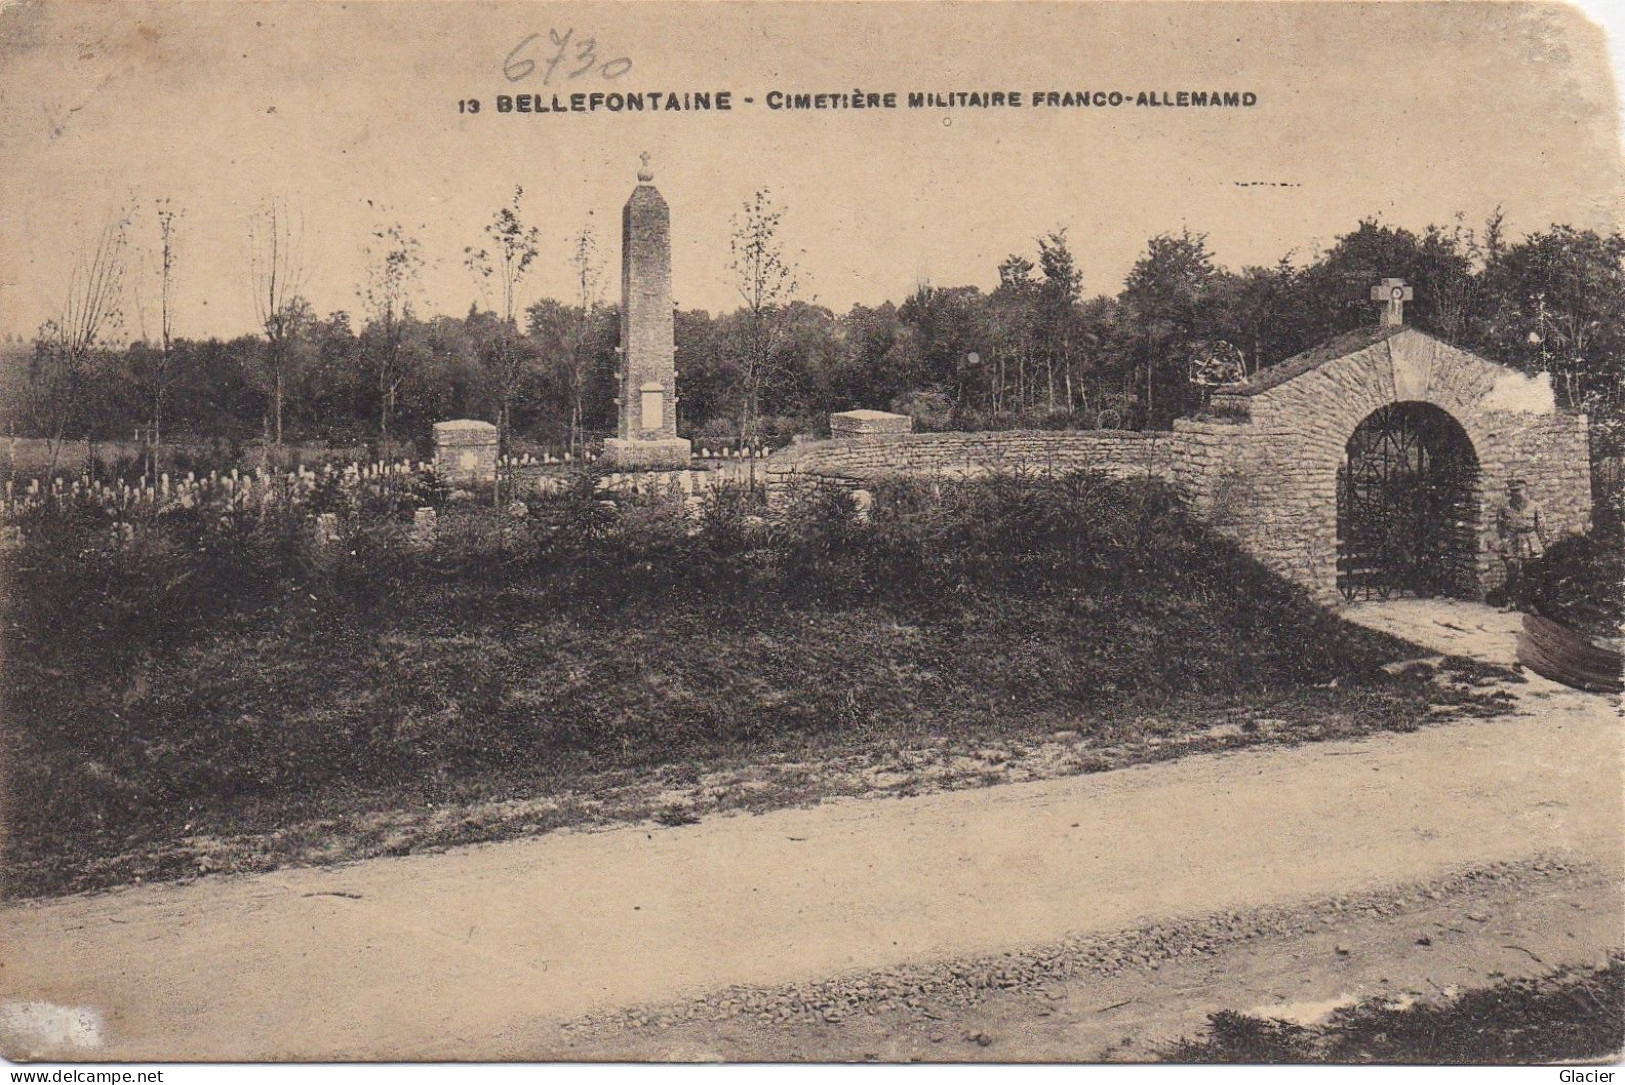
top-left (1337, 402), bottom-right (1481, 601)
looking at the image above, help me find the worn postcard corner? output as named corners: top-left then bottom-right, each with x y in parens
top-left (0, 0), bottom-right (1621, 1069)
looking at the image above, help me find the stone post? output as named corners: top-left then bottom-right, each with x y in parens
top-left (313, 512), bottom-right (340, 551)
top-left (433, 420), bottom-right (499, 488)
top-left (410, 506), bottom-right (438, 551)
top-left (851, 489), bottom-right (874, 523)
top-left (830, 409), bottom-right (913, 438)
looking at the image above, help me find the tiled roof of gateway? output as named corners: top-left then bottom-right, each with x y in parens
top-left (1218, 324), bottom-right (1410, 397)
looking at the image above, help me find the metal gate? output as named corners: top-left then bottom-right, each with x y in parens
top-left (1337, 403), bottom-right (1480, 601)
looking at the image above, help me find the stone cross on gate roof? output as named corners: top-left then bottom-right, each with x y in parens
top-left (637, 151), bottom-right (653, 183)
top-left (1371, 277), bottom-right (1414, 326)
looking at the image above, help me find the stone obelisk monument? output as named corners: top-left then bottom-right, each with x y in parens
top-left (602, 153), bottom-right (692, 469)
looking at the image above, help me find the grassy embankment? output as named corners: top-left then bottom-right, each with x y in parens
top-left (1162, 955), bottom-right (1625, 1064)
top-left (1, 471), bottom-right (1514, 898)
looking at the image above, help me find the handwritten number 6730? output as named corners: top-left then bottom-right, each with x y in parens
top-left (504, 30), bottom-right (633, 83)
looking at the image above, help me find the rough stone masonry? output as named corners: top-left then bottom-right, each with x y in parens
top-left (768, 300), bottom-right (1592, 605)
top-left (432, 419), bottom-right (499, 487)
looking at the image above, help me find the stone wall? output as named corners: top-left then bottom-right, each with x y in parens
top-left (767, 329), bottom-right (1594, 606)
top-left (764, 430), bottom-right (1178, 488)
top-left (412, 326), bottom-right (1591, 605)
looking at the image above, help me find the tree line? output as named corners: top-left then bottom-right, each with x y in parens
top-left (6, 189), bottom-right (1623, 475)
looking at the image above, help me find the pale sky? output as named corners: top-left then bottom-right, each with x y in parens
top-left (1, 1), bottom-right (1620, 342)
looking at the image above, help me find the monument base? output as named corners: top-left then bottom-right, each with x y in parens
top-left (600, 437), bottom-right (693, 470)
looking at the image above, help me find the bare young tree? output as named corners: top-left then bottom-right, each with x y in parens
top-left (36, 210), bottom-right (132, 474)
top-left (360, 217), bottom-right (425, 453)
top-left (564, 221), bottom-right (603, 456)
top-left (465, 185), bottom-right (542, 458)
top-left (727, 189), bottom-right (801, 443)
top-left (249, 199), bottom-right (308, 450)
top-left (146, 198), bottom-right (182, 477)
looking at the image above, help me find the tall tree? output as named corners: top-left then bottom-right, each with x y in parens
top-left (1035, 230), bottom-right (1084, 412)
top-left (1121, 228), bottom-right (1219, 426)
top-left (465, 185), bottom-right (542, 457)
top-left (727, 189), bottom-right (802, 442)
top-left (248, 199), bottom-right (308, 450)
top-left (1414, 218), bottom-right (1486, 346)
top-left (359, 218), bottom-right (425, 453)
top-left (1483, 225), bottom-right (1625, 450)
top-left (564, 222), bottom-right (603, 454)
top-left (1293, 218), bottom-right (1475, 347)
top-left (146, 198), bottom-right (181, 476)
top-left (1206, 259), bottom-right (1300, 377)
top-left (673, 308), bottom-right (736, 439)
top-left (987, 255), bottom-right (1038, 415)
top-left (36, 209), bottom-right (131, 473)
top-left (895, 285), bottom-right (984, 412)
top-left (296, 310), bottom-right (366, 443)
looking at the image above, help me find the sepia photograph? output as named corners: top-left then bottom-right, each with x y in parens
top-left (0, 0), bottom-right (1621, 1069)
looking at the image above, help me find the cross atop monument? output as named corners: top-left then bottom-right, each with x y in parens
top-left (1371, 277), bottom-right (1413, 326)
top-left (637, 151), bottom-right (653, 183)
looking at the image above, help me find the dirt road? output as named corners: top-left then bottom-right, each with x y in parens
top-left (2, 601), bottom-right (1619, 1060)
top-left (558, 860), bottom-right (1622, 1062)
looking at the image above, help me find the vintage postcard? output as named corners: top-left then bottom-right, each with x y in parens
top-left (1, 0), bottom-right (1621, 1068)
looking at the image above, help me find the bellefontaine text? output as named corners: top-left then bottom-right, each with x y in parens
top-left (495, 90), bottom-right (733, 113)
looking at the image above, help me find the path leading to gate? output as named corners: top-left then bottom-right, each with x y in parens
top-left (1344, 597), bottom-right (1537, 668)
top-left (1, 602), bottom-right (1618, 1061)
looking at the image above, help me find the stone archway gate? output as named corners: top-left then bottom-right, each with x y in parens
top-left (1175, 324), bottom-right (1591, 602)
top-left (764, 322), bottom-right (1593, 605)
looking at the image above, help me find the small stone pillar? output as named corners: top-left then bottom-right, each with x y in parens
top-left (851, 489), bottom-right (874, 522)
top-left (409, 506), bottom-right (438, 551)
top-left (313, 512), bottom-right (340, 550)
top-left (433, 420), bottom-right (499, 487)
top-left (830, 409), bottom-right (912, 438)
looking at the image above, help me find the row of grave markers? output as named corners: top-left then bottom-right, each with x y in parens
top-left (0, 459), bottom-right (433, 518)
top-left (496, 445), bottom-right (774, 471)
top-left (0, 452), bottom-right (774, 520)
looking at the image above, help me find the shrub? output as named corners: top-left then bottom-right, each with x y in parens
top-left (1162, 955), bottom-right (1625, 1064)
top-left (1036, 408), bottom-right (1085, 430)
top-left (690, 478), bottom-right (772, 597)
top-left (5, 495), bottom-right (314, 669)
top-left (1513, 530), bottom-right (1625, 638)
top-left (2, 465), bottom-right (1427, 897)
top-left (769, 482), bottom-right (867, 603)
top-left (890, 389), bottom-right (955, 432)
top-left (759, 414), bottom-right (813, 441)
top-left (695, 416), bottom-right (741, 446)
